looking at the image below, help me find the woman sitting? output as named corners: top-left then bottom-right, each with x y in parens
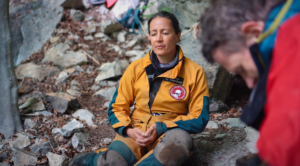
top-left (69, 11), bottom-right (210, 166)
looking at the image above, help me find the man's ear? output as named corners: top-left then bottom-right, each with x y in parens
top-left (241, 21), bottom-right (264, 38)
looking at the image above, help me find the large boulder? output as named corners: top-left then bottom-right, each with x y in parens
top-left (42, 43), bottom-right (88, 69)
top-left (95, 60), bottom-right (129, 82)
top-left (15, 63), bottom-right (60, 81)
top-left (44, 92), bottom-right (80, 113)
top-left (9, 0), bottom-right (64, 65)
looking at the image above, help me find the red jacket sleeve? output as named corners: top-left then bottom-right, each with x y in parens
top-left (257, 13), bottom-right (300, 166)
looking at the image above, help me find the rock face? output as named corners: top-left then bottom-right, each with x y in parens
top-left (9, 0), bottom-right (64, 65)
top-left (52, 119), bottom-right (84, 137)
top-left (44, 92), bottom-right (80, 113)
top-left (72, 109), bottom-right (96, 127)
top-left (15, 63), bottom-right (60, 81)
top-left (9, 133), bottom-right (31, 149)
top-left (24, 119), bottom-right (36, 129)
top-left (95, 60), bottom-right (129, 82)
top-left (42, 43), bottom-right (88, 69)
top-left (46, 152), bottom-right (67, 166)
top-left (29, 141), bottom-right (52, 156)
top-left (206, 121), bottom-right (219, 129)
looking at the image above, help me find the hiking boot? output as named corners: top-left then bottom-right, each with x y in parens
top-left (68, 152), bottom-right (97, 166)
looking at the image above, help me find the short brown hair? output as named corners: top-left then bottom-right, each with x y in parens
top-left (199, 0), bottom-right (282, 63)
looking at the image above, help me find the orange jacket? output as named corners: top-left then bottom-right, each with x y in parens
top-left (107, 46), bottom-right (210, 136)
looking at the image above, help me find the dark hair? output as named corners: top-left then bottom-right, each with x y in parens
top-left (199, 0), bottom-right (282, 63)
top-left (148, 11), bottom-right (181, 35)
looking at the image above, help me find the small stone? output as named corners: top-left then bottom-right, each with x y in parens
top-left (85, 16), bottom-right (94, 21)
top-left (70, 9), bottom-right (85, 22)
top-left (193, 134), bottom-right (209, 139)
top-left (50, 36), bottom-right (60, 44)
top-left (117, 32), bottom-right (126, 43)
top-left (86, 25), bottom-right (96, 34)
top-left (46, 152), bottom-right (67, 166)
top-left (107, 81), bottom-right (118, 86)
top-left (64, 39), bottom-right (72, 46)
top-left (24, 119), bottom-right (36, 129)
top-left (71, 132), bottom-right (87, 149)
top-left (56, 71), bottom-right (69, 84)
top-left (68, 32), bottom-right (80, 40)
top-left (104, 102), bottom-right (110, 108)
top-left (95, 60), bottom-right (129, 82)
top-left (84, 35), bottom-right (94, 41)
top-left (103, 138), bottom-right (112, 145)
top-left (67, 88), bottom-right (81, 97)
top-left (72, 109), bottom-right (96, 127)
top-left (91, 84), bottom-right (101, 91)
top-left (18, 84), bottom-right (34, 94)
top-left (101, 20), bottom-right (123, 34)
top-left (31, 100), bottom-right (45, 111)
top-left (19, 97), bottom-right (37, 109)
top-left (133, 45), bottom-right (142, 50)
top-left (125, 38), bottom-right (139, 48)
top-left (12, 148), bottom-right (38, 166)
top-left (27, 111), bottom-right (53, 117)
top-left (99, 81), bottom-right (108, 86)
top-left (215, 134), bottom-right (226, 139)
top-left (99, 118), bottom-right (109, 125)
top-left (95, 87), bottom-right (117, 101)
top-left (44, 92), bottom-right (80, 113)
top-left (94, 32), bottom-right (105, 38)
top-left (86, 66), bottom-right (95, 74)
top-left (78, 43), bottom-right (89, 49)
top-left (29, 141), bottom-right (52, 156)
top-left (206, 121), bottom-right (219, 129)
top-left (9, 133), bottom-right (31, 149)
top-left (52, 119), bottom-right (84, 137)
top-left (222, 118), bottom-right (246, 129)
top-left (0, 152), bottom-right (8, 161)
top-left (71, 80), bottom-right (80, 87)
top-left (209, 99), bottom-right (227, 112)
top-left (74, 65), bottom-right (85, 72)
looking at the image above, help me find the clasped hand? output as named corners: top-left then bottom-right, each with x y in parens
top-left (126, 124), bottom-right (157, 147)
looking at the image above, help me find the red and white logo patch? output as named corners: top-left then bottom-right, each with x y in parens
top-left (170, 85), bottom-right (186, 100)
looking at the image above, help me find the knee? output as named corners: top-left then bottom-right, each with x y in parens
top-left (153, 129), bottom-right (193, 166)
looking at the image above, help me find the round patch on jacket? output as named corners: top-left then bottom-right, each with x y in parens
top-left (170, 85), bottom-right (186, 100)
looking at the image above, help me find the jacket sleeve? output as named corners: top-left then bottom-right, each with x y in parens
top-left (156, 68), bottom-right (210, 136)
top-left (107, 64), bottom-right (136, 137)
top-left (257, 14), bottom-right (300, 166)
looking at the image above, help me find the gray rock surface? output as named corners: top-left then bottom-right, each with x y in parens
top-left (42, 43), bottom-right (88, 69)
top-left (103, 138), bottom-right (112, 145)
top-left (215, 134), bottom-right (227, 139)
top-left (44, 92), bottom-right (80, 113)
top-left (101, 20), bottom-right (123, 34)
top-left (9, 133), bottom-right (31, 149)
top-left (52, 119), bottom-right (84, 137)
top-left (125, 50), bottom-right (146, 62)
top-left (0, 162), bottom-right (9, 166)
top-left (12, 148), bottom-right (38, 166)
top-left (72, 109), bottom-right (96, 127)
top-left (222, 118), bottom-right (247, 129)
top-left (91, 84), bottom-right (101, 91)
top-left (19, 97), bottom-right (37, 110)
top-left (84, 35), bottom-right (94, 41)
top-left (15, 63), bottom-right (60, 81)
top-left (71, 132), bottom-right (88, 149)
top-left (95, 60), bottom-right (129, 82)
top-left (24, 119), bottom-right (36, 129)
top-left (56, 71), bottom-right (69, 84)
top-left (209, 99), bottom-right (228, 112)
top-left (70, 9), bottom-right (85, 22)
top-left (29, 141), bottom-right (52, 156)
top-left (95, 86), bottom-right (117, 101)
top-left (27, 111), bottom-right (53, 117)
top-left (67, 88), bottom-right (81, 97)
top-left (86, 66), bottom-right (95, 74)
top-left (10, 0), bottom-right (64, 65)
top-left (206, 121), bottom-right (219, 129)
top-left (244, 127), bottom-right (259, 153)
top-left (46, 152), bottom-right (67, 166)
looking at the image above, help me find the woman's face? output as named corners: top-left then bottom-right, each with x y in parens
top-left (148, 17), bottom-right (181, 58)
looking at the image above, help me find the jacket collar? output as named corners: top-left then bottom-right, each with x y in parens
top-left (142, 46), bottom-right (184, 79)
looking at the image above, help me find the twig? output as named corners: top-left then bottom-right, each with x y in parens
top-left (80, 50), bottom-right (101, 66)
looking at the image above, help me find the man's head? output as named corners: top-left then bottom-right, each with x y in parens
top-left (200, 0), bottom-right (282, 88)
